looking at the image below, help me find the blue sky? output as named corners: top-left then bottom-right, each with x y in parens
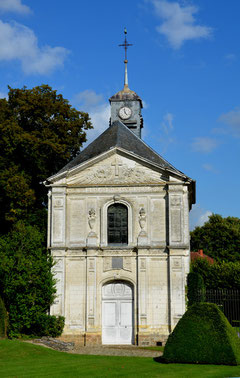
top-left (0, 0), bottom-right (239, 229)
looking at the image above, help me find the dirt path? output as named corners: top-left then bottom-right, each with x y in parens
top-left (71, 345), bottom-right (162, 357)
top-left (28, 338), bottom-right (162, 358)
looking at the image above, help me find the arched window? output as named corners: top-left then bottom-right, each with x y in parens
top-left (107, 204), bottom-right (128, 245)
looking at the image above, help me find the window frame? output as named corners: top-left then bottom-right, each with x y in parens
top-left (101, 199), bottom-right (133, 247)
top-left (107, 203), bottom-right (128, 245)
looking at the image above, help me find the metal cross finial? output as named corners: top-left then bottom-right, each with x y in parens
top-left (119, 28), bottom-right (133, 88)
top-left (119, 28), bottom-right (133, 62)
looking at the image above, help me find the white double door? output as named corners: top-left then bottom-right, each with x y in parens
top-left (102, 282), bottom-right (133, 345)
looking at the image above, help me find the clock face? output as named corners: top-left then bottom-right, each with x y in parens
top-left (119, 106), bottom-right (132, 120)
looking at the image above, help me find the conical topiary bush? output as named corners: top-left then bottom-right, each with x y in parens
top-left (163, 303), bottom-right (240, 365)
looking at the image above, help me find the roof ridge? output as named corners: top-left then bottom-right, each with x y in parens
top-left (112, 121), bottom-right (182, 174)
top-left (53, 120), bottom-right (188, 178)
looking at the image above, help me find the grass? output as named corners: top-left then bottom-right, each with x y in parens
top-left (234, 327), bottom-right (240, 337)
top-left (1, 339), bottom-right (240, 377)
top-left (140, 346), bottom-right (164, 352)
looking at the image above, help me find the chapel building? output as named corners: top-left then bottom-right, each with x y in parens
top-left (45, 34), bottom-right (195, 346)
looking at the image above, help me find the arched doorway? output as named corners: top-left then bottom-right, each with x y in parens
top-left (102, 281), bottom-right (133, 345)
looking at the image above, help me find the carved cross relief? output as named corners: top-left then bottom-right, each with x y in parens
top-left (69, 156), bottom-right (164, 185)
top-left (111, 157), bottom-right (122, 177)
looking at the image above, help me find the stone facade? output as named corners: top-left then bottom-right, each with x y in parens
top-left (46, 147), bottom-right (194, 346)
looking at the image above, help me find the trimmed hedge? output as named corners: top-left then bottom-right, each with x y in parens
top-left (187, 272), bottom-right (206, 307)
top-left (0, 297), bottom-right (8, 338)
top-left (163, 303), bottom-right (240, 365)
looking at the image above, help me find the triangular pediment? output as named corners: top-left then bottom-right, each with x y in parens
top-left (45, 121), bottom-right (195, 205)
top-left (66, 150), bottom-right (169, 186)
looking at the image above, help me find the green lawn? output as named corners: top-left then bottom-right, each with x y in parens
top-left (1, 340), bottom-right (240, 377)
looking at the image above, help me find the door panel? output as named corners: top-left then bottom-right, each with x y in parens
top-left (103, 302), bottom-right (117, 326)
top-left (102, 301), bottom-right (117, 344)
top-left (119, 301), bottom-right (132, 344)
top-left (120, 301), bottom-right (132, 326)
top-left (102, 282), bottom-right (133, 345)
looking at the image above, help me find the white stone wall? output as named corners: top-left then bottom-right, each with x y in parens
top-left (48, 152), bottom-right (191, 342)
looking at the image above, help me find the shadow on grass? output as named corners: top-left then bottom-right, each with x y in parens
top-left (153, 356), bottom-right (168, 364)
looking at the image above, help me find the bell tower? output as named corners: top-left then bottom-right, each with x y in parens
top-left (109, 29), bottom-right (143, 139)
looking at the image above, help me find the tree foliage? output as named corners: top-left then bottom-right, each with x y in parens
top-left (187, 272), bottom-right (206, 307)
top-left (0, 222), bottom-right (56, 337)
top-left (0, 85), bottom-right (92, 232)
top-left (190, 214), bottom-right (240, 262)
top-left (191, 258), bottom-right (240, 290)
top-left (0, 297), bottom-right (8, 338)
top-left (0, 85), bottom-right (92, 336)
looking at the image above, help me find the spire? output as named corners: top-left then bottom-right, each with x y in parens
top-left (119, 28), bottom-right (133, 90)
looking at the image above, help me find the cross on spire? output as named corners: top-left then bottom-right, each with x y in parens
top-left (119, 28), bottom-right (133, 62)
top-left (119, 28), bottom-right (133, 88)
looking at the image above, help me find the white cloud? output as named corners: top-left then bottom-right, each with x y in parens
top-left (0, 91), bottom-right (7, 98)
top-left (158, 112), bottom-right (175, 153)
top-left (202, 163), bottom-right (217, 173)
top-left (191, 137), bottom-right (218, 153)
top-left (74, 90), bottom-right (104, 108)
top-left (162, 112), bottom-right (174, 133)
top-left (142, 100), bottom-right (149, 109)
top-left (0, 20), bottom-right (69, 75)
top-left (73, 90), bottom-right (110, 146)
top-left (225, 53), bottom-right (236, 62)
top-left (0, 0), bottom-right (30, 14)
top-left (190, 204), bottom-right (212, 231)
top-left (151, 0), bottom-right (212, 49)
top-left (218, 108), bottom-right (240, 138)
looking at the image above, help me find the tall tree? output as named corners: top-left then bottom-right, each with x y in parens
top-left (0, 85), bottom-right (92, 336)
top-left (0, 222), bottom-right (56, 337)
top-left (190, 214), bottom-right (240, 262)
top-left (0, 85), bottom-right (92, 232)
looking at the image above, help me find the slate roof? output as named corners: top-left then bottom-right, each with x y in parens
top-left (56, 121), bottom-right (186, 177)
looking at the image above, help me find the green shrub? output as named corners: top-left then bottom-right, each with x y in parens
top-left (31, 314), bottom-right (65, 337)
top-left (187, 272), bottom-right (206, 307)
top-left (191, 258), bottom-right (240, 289)
top-left (163, 303), bottom-right (240, 365)
top-left (0, 297), bottom-right (8, 338)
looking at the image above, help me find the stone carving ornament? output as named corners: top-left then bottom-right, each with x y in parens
top-left (138, 208), bottom-right (148, 244)
top-left (139, 207), bottom-right (146, 231)
top-left (79, 163), bottom-right (161, 185)
top-left (87, 208), bottom-right (97, 245)
top-left (88, 208), bottom-right (96, 230)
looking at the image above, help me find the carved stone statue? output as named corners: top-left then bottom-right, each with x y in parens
top-left (138, 207), bottom-right (148, 245)
top-left (139, 207), bottom-right (146, 230)
top-left (88, 208), bottom-right (96, 230)
top-left (87, 209), bottom-right (97, 246)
